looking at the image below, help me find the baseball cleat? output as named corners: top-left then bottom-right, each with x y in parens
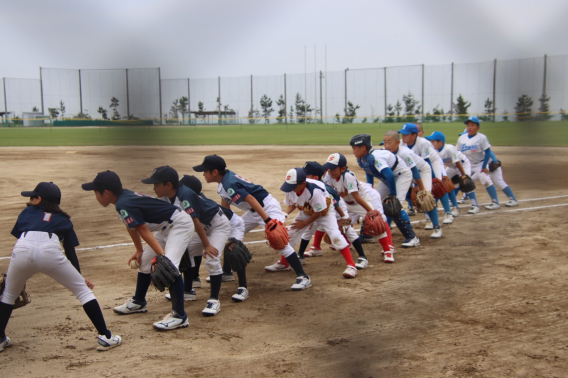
top-left (232, 287), bottom-right (249, 302)
top-left (383, 251), bottom-right (395, 263)
top-left (264, 261), bottom-right (292, 272)
top-left (298, 257), bottom-right (306, 265)
top-left (205, 274), bottom-right (235, 283)
top-left (505, 199), bottom-right (518, 207)
top-left (457, 197), bottom-right (470, 205)
top-left (0, 336), bottom-right (11, 352)
top-left (389, 245), bottom-right (397, 254)
top-left (165, 289), bottom-right (197, 302)
top-left (424, 221), bottom-right (434, 230)
top-left (192, 278), bottom-right (201, 288)
top-left (343, 265), bottom-right (358, 278)
top-left (401, 236), bottom-right (420, 248)
top-left (443, 213), bottom-right (455, 224)
top-left (304, 246), bottom-right (323, 257)
top-left (291, 276), bottom-right (312, 290)
top-left (113, 298), bottom-right (148, 315)
top-left (451, 206), bottom-right (460, 217)
top-left (202, 299), bottom-right (221, 316)
top-left (407, 207), bottom-right (417, 216)
top-left (153, 311), bottom-right (189, 330)
top-left (484, 201), bottom-right (501, 210)
top-left (431, 226), bottom-right (443, 239)
top-left (355, 257), bottom-right (369, 270)
top-left (468, 206), bottom-right (480, 214)
top-left (97, 333), bottom-right (122, 351)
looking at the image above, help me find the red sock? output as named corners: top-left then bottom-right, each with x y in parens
top-left (312, 230), bottom-right (325, 249)
top-left (278, 255), bottom-right (289, 266)
top-left (386, 225), bottom-right (394, 247)
top-left (378, 236), bottom-right (390, 253)
top-left (339, 247), bottom-right (355, 267)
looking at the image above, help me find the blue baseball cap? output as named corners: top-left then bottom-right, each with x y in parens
top-left (398, 123), bottom-right (418, 135)
top-left (141, 166), bottom-right (179, 186)
top-left (425, 131), bottom-right (446, 144)
top-left (280, 168), bottom-right (306, 192)
top-left (459, 128), bottom-right (467, 136)
top-left (464, 116), bottom-right (480, 126)
top-left (193, 155), bottom-right (226, 172)
top-left (21, 182), bottom-right (62, 204)
top-left (180, 175), bottom-right (202, 193)
top-left (322, 153), bottom-right (347, 169)
top-left (82, 170), bottom-right (122, 192)
top-left (303, 161), bottom-right (325, 178)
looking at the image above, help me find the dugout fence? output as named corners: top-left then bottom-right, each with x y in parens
top-left (2, 54), bottom-right (568, 126)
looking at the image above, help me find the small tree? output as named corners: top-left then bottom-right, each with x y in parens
top-left (260, 95), bottom-right (274, 124)
top-left (48, 108), bottom-right (59, 119)
top-left (361, 117), bottom-right (367, 123)
top-left (453, 94), bottom-right (471, 121)
top-left (343, 101), bottom-right (360, 123)
top-left (431, 106), bottom-right (445, 122)
top-left (97, 106), bottom-right (108, 120)
top-left (178, 96), bottom-right (189, 123)
top-left (197, 101), bottom-right (205, 120)
top-left (289, 106), bottom-right (295, 123)
top-left (170, 99), bottom-right (180, 121)
top-left (514, 94), bottom-right (533, 121)
top-left (74, 110), bottom-right (91, 119)
top-left (335, 113), bottom-right (341, 123)
top-left (402, 92), bottom-right (421, 122)
top-left (502, 109), bottom-right (510, 122)
top-left (294, 93), bottom-right (312, 124)
top-left (276, 95), bottom-right (286, 123)
top-left (536, 94), bottom-right (552, 121)
top-left (32, 106), bottom-right (39, 112)
top-left (560, 109), bottom-right (568, 121)
top-left (394, 100), bottom-right (403, 123)
top-left (59, 100), bottom-right (66, 120)
top-left (384, 103), bottom-right (395, 123)
top-left (480, 98), bottom-right (495, 122)
top-left (110, 97), bottom-right (121, 120)
top-left (247, 108), bottom-right (260, 124)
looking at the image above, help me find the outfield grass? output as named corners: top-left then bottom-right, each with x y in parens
top-left (1, 121), bottom-right (567, 147)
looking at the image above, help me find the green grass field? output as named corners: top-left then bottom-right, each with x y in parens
top-left (1, 121), bottom-right (567, 147)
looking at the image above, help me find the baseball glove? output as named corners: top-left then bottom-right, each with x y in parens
top-left (303, 197), bottom-right (332, 216)
top-left (265, 219), bottom-right (289, 250)
top-left (431, 177), bottom-right (447, 199)
top-left (459, 175), bottom-right (476, 193)
top-left (0, 273), bottom-right (31, 309)
top-left (363, 210), bottom-right (387, 236)
top-left (442, 176), bottom-right (455, 193)
top-left (451, 174), bottom-right (461, 185)
top-left (150, 255), bottom-right (180, 292)
top-left (224, 238), bottom-right (252, 272)
top-left (382, 194), bottom-right (402, 218)
top-left (489, 161), bottom-right (501, 172)
top-left (178, 250), bottom-right (192, 273)
top-left (416, 190), bottom-right (436, 212)
top-left (410, 186), bottom-right (423, 213)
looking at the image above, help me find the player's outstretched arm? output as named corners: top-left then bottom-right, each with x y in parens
top-left (455, 161), bottom-right (466, 177)
top-left (133, 224), bottom-right (166, 261)
top-left (126, 226), bottom-right (144, 266)
top-left (243, 194), bottom-right (269, 221)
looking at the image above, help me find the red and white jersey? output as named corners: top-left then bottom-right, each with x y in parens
top-left (284, 179), bottom-right (330, 213)
top-left (323, 170), bottom-right (373, 204)
top-left (456, 132), bottom-right (491, 165)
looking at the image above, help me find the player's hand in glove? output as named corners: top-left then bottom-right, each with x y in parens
top-left (382, 194), bottom-right (402, 218)
top-left (224, 238), bottom-right (252, 272)
top-left (489, 161), bottom-right (501, 172)
top-left (363, 210), bottom-right (387, 236)
top-left (265, 218), bottom-right (289, 250)
top-left (150, 255), bottom-right (180, 292)
top-left (431, 178), bottom-right (447, 199)
top-left (416, 190), bottom-right (436, 212)
top-left (459, 175), bottom-right (476, 193)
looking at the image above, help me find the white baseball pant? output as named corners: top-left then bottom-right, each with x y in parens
top-left (188, 210), bottom-right (232, 276)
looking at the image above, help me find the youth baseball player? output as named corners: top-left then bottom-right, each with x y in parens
top-left (425, 131), bottom-right (480, 214)
top-left (82, 170), bottom-right (195, 330)
top-left (350, 133), bottom-right (420, 248)
top-left (0, 182), bottom-right (122, 352)
top-left (141, 166), bottom-right (230, 316)
top-left (193, 155), bottom-right (312, 291)
top-left (382, 130), bottom-right (444, 238)
top-left (399, 123), bottom-right (456, 224)
top-left (456, 116), bottom-right (519, 209)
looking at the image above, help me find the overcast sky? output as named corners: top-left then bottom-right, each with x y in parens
top-left (1, 0), bottom-right (567, 80)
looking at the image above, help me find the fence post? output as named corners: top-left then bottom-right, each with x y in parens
top-left (542, 54), bottom-right (548, 97)
top-left (125, 69), bottom-right (130, 119)
top-left (79, 70), bottom-right (83, 117)
top-left (319, 70), bottom-right (323, 123)
top-left (3, 77), bottom-right (7, 114)
top-left (250, 74), bottom-right (253, 113)
top-left (187, 78), bottom-right (191, 124)
top-left (384, 67), bottom-right (387, 120)
top-left (158, 68), bottom-right (163, 124)
top-left (450, 62), bottom-right (454, 122)
top-left (492, 59), bottom-right (497, 122)
top-left (218, 76), bottom-right (221, 124)
top-left (39, 67), bottom-right (44, 115)
top-left (421, 64), bottom-right (425, 119)
top-left (344, 68), bottom-right (349, 117)
top-left (284, 73), bottom-right (287, 125)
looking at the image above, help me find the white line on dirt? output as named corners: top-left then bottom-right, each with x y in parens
top-left (1, 198), bottom-right (566, 260)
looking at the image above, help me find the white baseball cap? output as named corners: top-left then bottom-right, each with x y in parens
top-left (280, 168), bottom-right (306, 192)
top-left (322, 153), bottom-right (347, 169)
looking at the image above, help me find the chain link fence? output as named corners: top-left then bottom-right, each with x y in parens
top-left (2, 55), bottom-right (568, 126)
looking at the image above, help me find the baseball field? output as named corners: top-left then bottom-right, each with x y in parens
top-left (0, 135), bottom-right (567, 376)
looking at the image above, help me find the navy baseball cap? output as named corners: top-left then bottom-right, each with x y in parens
top-left (180, 175), bottom-right (202, 193)
top-left (141, 166), bottom-right (179, 186)
top-left (425, 131), bottom-right (446, 144)
top-left (349, 134), bottom-right (372, 150)
top-left (303, 161), bottom-right (325, 178)
top-left (464, 116), bottom-right (480, 126)
top-left (322, 153), bottom-right (347, 169)
top-left (21, 182), bottom-right (62, 204)
top-left (82, 170), bottom-right (122, 192)
top-left (193, 155), bottom-right (226, 172)
top-left (280, 168), bottom-right (306, 192)
top-left (398, 123), bottom-right (418, 135)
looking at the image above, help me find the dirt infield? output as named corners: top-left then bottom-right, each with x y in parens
top-left (0, 145), bottom-right (567, 377)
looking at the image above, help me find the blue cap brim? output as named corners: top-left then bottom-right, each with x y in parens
top-left (20, 190), bottom-right (38, 197)
top-left (81, 182), bottom-right (97, 191)
top-left (398, 129), bottom-right (411, 135)
top-left (280, 182), bottom-right (298, 192)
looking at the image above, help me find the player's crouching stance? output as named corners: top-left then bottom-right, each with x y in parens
top-left (0, 182), bottom-right (121, 352)
top-left (279, 168), bottom-right (359, 278)
top-left (194, 155), bottom-right (311, 291)
top-left (82, 171), bottom-right (195, 331)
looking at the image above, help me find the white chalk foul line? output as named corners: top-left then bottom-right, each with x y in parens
top-left (0, 198), bottom-right (566, 261)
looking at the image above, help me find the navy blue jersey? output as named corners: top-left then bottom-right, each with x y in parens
top-left (116, 189), bottom-right (178, 231)
top-left (219, 205), bottom-right (234, 220)
top-left (323, 183), bottom-right (341, 208)
top-left (11, 205), bottom-right (79, 246)
top-left (218, 170), bottom-right (269, 211)
top-left (167, 185), bottom-right (221, 226)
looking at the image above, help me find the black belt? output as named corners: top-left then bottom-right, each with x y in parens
top-left (23, 231), bottom-right (54, 238)
top-left (249, 198), bottom-right (265, 213)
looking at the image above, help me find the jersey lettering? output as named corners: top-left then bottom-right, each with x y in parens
top-left (43, 212), bottom-right (52, 222)
top-left (234, 174), bottom-right (252, 183)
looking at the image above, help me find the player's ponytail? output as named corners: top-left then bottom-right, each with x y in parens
top-left (27, 199), bottom-right (71, 219)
